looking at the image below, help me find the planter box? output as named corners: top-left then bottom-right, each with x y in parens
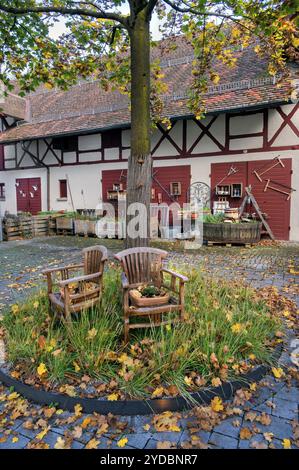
top-left (74, 219), bottom-right (97, 236)
top-left (56, 217), bottom-right (74, 234)
top-left (129, 289), bottom-right (170, 307)
top-left (203, 222), bottom-right (262, 244)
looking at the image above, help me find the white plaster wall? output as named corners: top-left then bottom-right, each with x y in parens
top-left (230, 113), bottom-right (263, 135)
top-left (79, 133), bottom-right (101, 151)
top-left (49, 161), bottom-right (128, 211)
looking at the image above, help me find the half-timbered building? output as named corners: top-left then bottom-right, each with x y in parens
top-left (0, 39), bottom-right (298, 240)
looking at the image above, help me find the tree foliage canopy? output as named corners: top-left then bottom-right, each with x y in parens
top-left (0, 1), bottom-right (298, 119)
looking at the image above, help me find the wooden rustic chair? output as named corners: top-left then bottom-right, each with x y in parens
top-left (43, 245), bottom-right (108, 319)
top-left (114, 247), bottom-right (188, 342)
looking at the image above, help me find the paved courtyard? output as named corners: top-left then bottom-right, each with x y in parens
top-left (0, 236), bottom-right (298, 449)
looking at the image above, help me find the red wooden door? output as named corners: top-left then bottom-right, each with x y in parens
top-left (102, 166), bottom-right (191, 205)
top-left (16, 178), bottom-right (41, 215)
top-left (248, 158), bottom-right (292, 240)
top-left (210, 158), bottom-right (292, 240)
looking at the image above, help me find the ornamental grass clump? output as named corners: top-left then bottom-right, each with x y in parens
top-left (2, 267), bottom-right (282, 400)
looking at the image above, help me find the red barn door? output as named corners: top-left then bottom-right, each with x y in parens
top-left (248, 159), bottom-right (292, 241)
top-left (16, 178), bottom-right (41, 215)
top-left (210, 158), bottom-right (292, 240)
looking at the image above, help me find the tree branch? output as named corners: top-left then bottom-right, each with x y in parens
top-left (0, 2), bottom-right (129, 29)
top-left (162, 0), bottom-right (250, 21)
top-left (146, 0), bottom-right (159, 17)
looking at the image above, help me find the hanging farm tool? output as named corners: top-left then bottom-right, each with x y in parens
top-left (253, 156), bottom-right (284, 182)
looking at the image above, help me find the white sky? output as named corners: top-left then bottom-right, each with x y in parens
top-left (50, 9), bottom-right (162, 40)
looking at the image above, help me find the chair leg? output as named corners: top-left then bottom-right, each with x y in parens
top-left (124, 318), bottom-right (130, 344)
top-left (180, 306), bottom-right (185, 322)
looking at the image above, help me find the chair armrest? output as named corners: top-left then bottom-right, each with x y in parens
top-left (162, 268), bottom-right (188, 283)
top-left (59, 271), bottom-right (102, 287)
top-left (121, 272), bottom-right (130, 289)
top-left (42, 264), bottom-right (84, 275)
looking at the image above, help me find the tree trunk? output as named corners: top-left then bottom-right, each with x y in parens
top-left (126, 9), bottom-right (152, 248)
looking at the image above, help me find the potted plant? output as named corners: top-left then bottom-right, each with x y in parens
top-left (129, 284), bottom-right (170, 307)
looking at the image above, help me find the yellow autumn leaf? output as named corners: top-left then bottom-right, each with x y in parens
top-left (33, 301), bottom-right (39, 309)
top-left (169, 424), bottom-right (181, 432)
top-left (7, 392), bottom-right (19, 401)
top-left (211, 377), bottom-right (222, 387)
top-left (211, 396), bottom-right (224, 412)
top-left (249, 354), bottom-right (256, 361)
top-left (11, 305), bottom-right (19, 314)
top-left (12, 437), bottom-right (19, 443)
top-left (74, 404), bottom-right (83, 416)
top-left (272, 367), bottom-right (284, 379)
top-left (250, 383), bottom-right (257, 391)
top-left (86, 438), bottom-right (100, 449)
top-left (107, 393), bottom-right (119, 401)
top-left (231, 323), bottom-right (243, 333)
top-left (184, 376), bottom-right (193, 386)
top-left (282, 438), bottom-right (291, 449)
top-left (210, 73), bottom-right (220, 85)
top-left (151, 387), bottom-right (164, 398)
top-left (36, 426), bottom-right (50, 440)
top-left (73, 361), bottom-right (81, 373)
top-left (37, 363), bottom-right (47, 377)
top-left (81, 417), bottom-right (92, 429)
top-left (226, 312), bottom-right (233, 322)
top-left (44, 83), bottom-right (54, 90)
top-left (117, 437), bottom-right (128, 448)
top-left (143, 424), bottom-right (151, 431)
top-left (87, 328), bottom-right (98, 340)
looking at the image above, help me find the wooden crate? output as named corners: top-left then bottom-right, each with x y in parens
top-left (3, 216), bottom-right (33, 241)
top-left (56, 217), bottom-right (74, 235)
top-left (32, 215), bottom-right (50, 237)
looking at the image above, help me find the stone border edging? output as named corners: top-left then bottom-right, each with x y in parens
top-left (0, 344), bottom-right (282, 416)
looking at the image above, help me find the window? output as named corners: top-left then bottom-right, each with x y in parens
top-left (59, 179), bottom-right (67, 199)
top-left (170, 182), bottom-right (182, 196)
top-left (102, 129), bottom-right (121, 149)
top-left (0, 183), bottom-right (5, 200)
top-left (53, 136), bottom-right (78, 152)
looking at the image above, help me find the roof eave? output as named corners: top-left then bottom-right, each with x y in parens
top-left (0, 98), bottom-right (292, 145)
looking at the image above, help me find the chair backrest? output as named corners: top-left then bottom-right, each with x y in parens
top-left (83, 245), bottom-right (108, 275)
top-left (114, 247), bottom-right (167, 286)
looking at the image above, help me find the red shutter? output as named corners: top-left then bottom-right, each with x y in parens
top-left (59, 180), bottom-right (68, 198)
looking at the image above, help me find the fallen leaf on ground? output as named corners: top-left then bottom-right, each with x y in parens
top-left (240, 428), bottom-right (253, 440)
top-left (282, 439), bottom-right (291, 449)
top-left (156, 441), bottom-right (176, 449)
top-left (86, 438), bottom-right (100, 449)
top-left (211, 396), bottom-right (224, 412)
top-left (54, 437), bottom-right (66, 449)
top-left (117, 437), bottom-right (128, 448)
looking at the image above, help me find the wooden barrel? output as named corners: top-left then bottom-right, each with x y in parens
top-left (203, 222), bottom-right (262, 244)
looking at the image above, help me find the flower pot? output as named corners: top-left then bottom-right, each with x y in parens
top-left (129, 289), bottom-right (170, 307)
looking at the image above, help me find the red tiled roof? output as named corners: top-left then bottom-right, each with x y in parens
top-left (0, 39), bottom-right (293, 144)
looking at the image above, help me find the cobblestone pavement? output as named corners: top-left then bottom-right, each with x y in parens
top-left (0, 236), bottom-right (298, 449)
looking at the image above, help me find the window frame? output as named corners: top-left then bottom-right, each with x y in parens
top-left (59, 179), bottom-right (68, 199)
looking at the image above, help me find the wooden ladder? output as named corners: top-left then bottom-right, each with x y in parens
top-left (239, 186), bottom-right (275, 240)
